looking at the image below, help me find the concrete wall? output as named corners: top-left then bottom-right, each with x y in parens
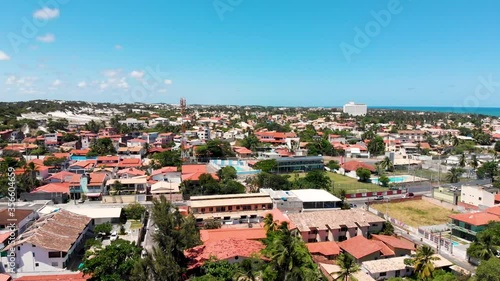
top-left (102, 195), bottom-right (146, 203)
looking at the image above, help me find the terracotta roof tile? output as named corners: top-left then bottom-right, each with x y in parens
top-left (15, 272), bottom-right (88, 280)
top-left (338, 236), bottom-right (381, 259)
top-left (200, 228), bottom-right (266, 244)
top-left (306, 241), bottom-right (341, 256)
top-left (449, 211), bottom-right (500, 226)
top-left (371, 234), bottom-right (415, 251)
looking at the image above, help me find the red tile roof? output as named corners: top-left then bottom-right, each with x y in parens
top-left (371, 234), bottom-right (415, 251)
top-left (117, 168), bottom-right (146, 177)
top-left (96, 156), bottom-right (119, 161)
top-left (486, 206), bottom-right (500, 216)
top-left (200, 228), bottom-right (266, 244)
top-left (32, 183), bottom-right (71, 194)
top-left (306, 241), bottom-right (341, 256)
top-left (185, 238), bottom-right (265, 269)
top-left (70, 149), bottom-right (90, 156)
top-left (338, 236), bottom-right (383, 259)
top-left (0, 274), bottom-right (10, 281)
top-left (341, 160), bottom-right (376, 172)
top-left (118, 158), bottom-right (142, 168)
top-left (46, 171), bottom-right (80, 183)
top-left (15, 272), bottom-right (88, 280)
top-left (449, 211), bottom-right (500, 226)
top-left (151, 166), bottom-right (178, 176)
top-left (495, 194), bottom-right (500, 203)
top-left (372, 240), bottom-right (395, 256)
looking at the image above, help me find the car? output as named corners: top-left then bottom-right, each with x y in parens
top-left (403, 192), bottom-right (415, 198)
top-left (374, 195), bottom-right (384, 200)
top-left (110, 231), bottom-right (118, 241)
top-left (349, 203), bottom-right (357, 208)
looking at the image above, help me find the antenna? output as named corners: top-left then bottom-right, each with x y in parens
top-left (180, 98), bottom-right (189, 163)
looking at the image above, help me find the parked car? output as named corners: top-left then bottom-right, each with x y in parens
top-left (403, 192), bottom-right (415, 198)
top-left (110, 231), bottom-right (118, 241)
top-left (374, 195), bottom-right (384, 200)
top-left (349, 203), bottom-right (357, 208)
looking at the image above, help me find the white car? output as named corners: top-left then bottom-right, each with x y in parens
top-left (110, 231), bottom-right (118, 241)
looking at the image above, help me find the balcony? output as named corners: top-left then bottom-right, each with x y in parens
top-left (448, 223), bottom-right (477, 236)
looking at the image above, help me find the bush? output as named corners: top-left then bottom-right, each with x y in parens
top-left (95, 222), bottom-right (113, 236)
top-left (124, 202), bottom-right (146, 220)
top-left (378, 175), bottom-right (390, 187)
top-left (356, 168), bottom-right (371, 182)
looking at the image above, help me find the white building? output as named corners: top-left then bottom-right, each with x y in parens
top-left (461, 184), bottom-right (499, 208)
top-left (343, 102), bottom-right (367, 116)
top-left (197, 127), bottom-right (211, 141)
top-left (1, 209), bottom-right (92, 273)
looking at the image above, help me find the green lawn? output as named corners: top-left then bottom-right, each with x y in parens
top-left (286, 172), bottom-right (387, 194)
top-left (129, 220), bottom-right (143, 230)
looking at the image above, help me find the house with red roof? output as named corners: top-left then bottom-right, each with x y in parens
top-left (117, 168), bottom-right (146, 178)
top-left (306, 241), bottom-right (341, 260)
top-left (150, 166), bottom-right (179, 181)
top-left (371, 234), bottom-right (415, 256)
top-left (233, 146), bottom-right (253, 158)
top-left (338, 236), bottom-right (395, 263)
top-left (341, 160), bottom-right (376, 173)
top-left (184, 238), bottom-right (265, 271)
top-left (68, 160), bottom-right (96, 174)
top-left (181, 165), bottom-right (218, 182)
top-left (449, 206), bottom-right (500, 241)
top-left (96, 156), bottom-right (119, 167)
top-left (200, 228), bottom-right (266, 244)
top-left (117, 158), bottom-right (142, 168)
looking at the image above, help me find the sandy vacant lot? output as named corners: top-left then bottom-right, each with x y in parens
top-left (372, 200), bottom-right (457, 227)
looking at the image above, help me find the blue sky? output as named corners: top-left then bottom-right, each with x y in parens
top-left (0, 0), bottom-right (499, 107)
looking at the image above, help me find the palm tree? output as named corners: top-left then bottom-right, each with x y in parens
top-left (263, 214), bottom-right (277, 233)
top-left (459, 153), bottom-right (466, 168)
top-left (335, 253), bottom-right (360, 281)
top-left (466, 222), bottom-right (499, 261)
top-left (451, 136), bottom-right (460, 147)
top-left (406, 245), bottom-right (439, 281)
top-left (379, 156), bottom-right (394, 172)
top-left (469, 154), bottom-right (479, 171)
top-left (446, 167), bottom-right (464, 183)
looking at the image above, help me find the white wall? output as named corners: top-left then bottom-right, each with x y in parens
top-left (461, 185), bottom-right (496, 207)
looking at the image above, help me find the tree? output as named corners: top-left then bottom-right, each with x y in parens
top-left (335, 253), bottom-right (360, 281)
top-left (131, 195), bottom-right (201, 281)
top-left (368, 136), bottom-right (385, 156)
top-left (475, 257), bottom-right (500, 281)
top-left (469, 154), bottom-right (479, 171)
top-left (220, 180), bottom-right (245, 194)
top-left (495, 141), bottom-right (500, 153)
top-left (83, 239), bottom-right (141, 281)
top-left (301, 170), bottom-right (331, 190)
top-left (151, 150), bottom-right (181, 168)
top-left (199, 259), bottom-right (237, 281)
top-left (459, 153), bottom-right (466, 168)
top-left (241, 134), bottom-right (260, 151)
top-left (216, 166), bottom-right (237, 182)
top-left (405, 245), bottom-right (439, 281)
top-left (356, 168), bottom-right (371, 182)
top-left (90, 138), bottom-right (116, 156)
top-left (446, 167), bottom-right (464, 183)
top-left (326, 160), bottom-right (340, 170)
top-left (263, 221), bottom-right (322, 280)
top-left (123, 202), bottom-right (146, 220)
top-left (379, 156), bottom-right (394, 172)
top-left (380, 221), bottom-right (395, 235)
top-left (43, 156), bottom-right (67, 167)
top-left (203, 219), bottom-right (222, 229)
top-left (378, 175), bottom-right (390, 187)
top-left (94, 222), bottom-right (113, 236)
top-left (466, 222), bottom-right (500, 261)
top-left (196, 140), bottom-right (235, 159)
top-left (253, 159), bottom-right (277, 173)
top-left (476, 161), bottom-right (498, 182)
top-left (111, 180), bottom-right (123, 195)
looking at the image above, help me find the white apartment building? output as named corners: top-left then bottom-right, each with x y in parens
top-left (343, 102), bottom-right (367, 116)
top-left (1, 210), bottom-right (92, 273)
top-left (461, 184), bottom-right (499, 208)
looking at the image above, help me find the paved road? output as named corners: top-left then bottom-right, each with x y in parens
top-left (142, 212), bottom-right (155, 252)
top-left (393, 226), bottom-right (476, 273)
top-left (346, 191), bottom-right (431, 206)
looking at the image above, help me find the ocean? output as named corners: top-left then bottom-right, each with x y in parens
top-left (367, 106), bottom-right (500, 117)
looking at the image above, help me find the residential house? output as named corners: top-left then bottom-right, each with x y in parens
top-left (370, 235), bottom-right (415, 257)
top-left (117, 168), bottom-right (146, 178)
top-left (14, 272), bottom-right (89, 280)
top-left (397, 130), bottom-right (425, 142)
top-left (0, 210), bottom-right (92, 273)
top-left (105, 177), bottom-right (148, 194)
top-left (117, 147), bottom-right (144, 159)
top-left (0, 209), bottom-right (37, 235)
top-left (189, 193), bottom-right (273, 225)
top-left (68, 160), bottom-right (96, 174)
top-left (150, 182), bottom-right (182, 201)
top-left (361, 255), bottom-right (453, 280)
top-left (150, 167), bottom-right (180, 182)
top-left (306, 241), bottom-right (341, 260)
top-left (289, 189), bottom-right (342, 210)
top-left (85, 173), bottom-right (109, 199)
top-left (287, 209), bottom-right (385, 243)
top-left (184, 238), bottom-right (265, 271)
top-left (338, 235), bottom-right (395, 263)
top-left (117, 158), bottom-right (142, 168)
top-left (96, 156), bottom-right (119, 168)
top-left (461, 184), bottom-right (499, 208)
top-left (448, 206), bottom-right (500, 241)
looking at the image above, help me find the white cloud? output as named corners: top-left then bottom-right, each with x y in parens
top-left (0, 51), bottom-right (11, 61)
top-left (130, 70), bottom-right (145, 80)
top-left (99, 82), bottom-right (109, 90)
top-left (33, 7), bottom-right (60, 20)
top-left (52, 79), bottom-right (62, 86)
top-left (77, 81), bottom-right (87, 88)
top-left (115, 45), bottom-right (123, 50)
top-left (5, 75), bottom-right (16, 85)
top-left (164, 79), bottom-right (172, 85)
top-left (102, 69), bottom-right (121, 78)
top-left (37, 33), bottom-right (55, 43)
top-left (116, 77), bottom-right (129, 89)
top-left (158, 89), bottom-right (167, 93)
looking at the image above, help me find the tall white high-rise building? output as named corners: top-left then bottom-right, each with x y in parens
top-left (343, 102), bottom-right (367, 116)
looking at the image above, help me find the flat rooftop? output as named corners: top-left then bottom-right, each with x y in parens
top-left (290, 189), bottom-right (341, 203)
top-left (190, 193), bottom-right (272, 209)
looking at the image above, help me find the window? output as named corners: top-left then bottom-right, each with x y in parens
top-left (395, 270), bottom-right (400, 277)
top-left (201, 208), bottom-right (205, 213)
top-left (479, 197), bottom-right (482, 201)
top-left (35, 263), bottom-right (39, 267)
top-left (49, 252), bottom-right (61, 258)
top-left (52, 262), bottom-right (58, 267)
top-left (32, 253), bottom-right (35, 257)
top-left (32, 244), bottom-right (36, 247)
top-left (340, 226), bottom-right (348, 232)
top-left (380, 272), bottom-right (386, 277)
top-left (228, 206), bottom-right (232, 211)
